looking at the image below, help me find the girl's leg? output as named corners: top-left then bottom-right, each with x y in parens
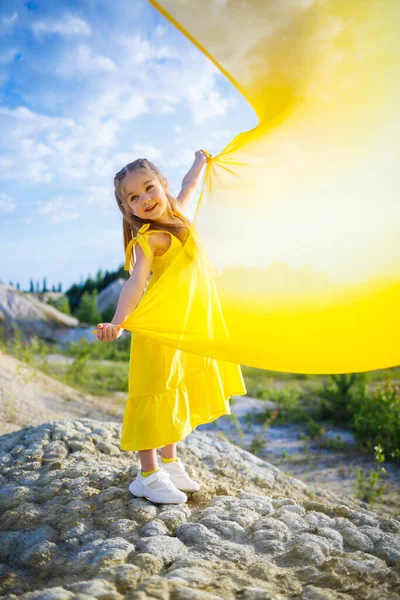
top-left (159, 442), bottom-right (177, 460)
top-left (138, 449), bottom-right (158, 471)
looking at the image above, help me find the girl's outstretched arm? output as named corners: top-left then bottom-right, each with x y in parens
top-left (177, 149), bottom-right (210, 213)
top-left (93, 241), bottom-right (155, 342)
top-left (111, 241), bottom-right (154, 326)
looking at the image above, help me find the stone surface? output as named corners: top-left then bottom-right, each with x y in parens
top-left (1, 419), bottom-right (400, 599)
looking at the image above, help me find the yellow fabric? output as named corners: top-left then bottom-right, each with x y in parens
top-left (161, 457), bottom-right (178, 463)
top-left (119, 0), bottom-right (399, 374)
top-left (119, 213), bottom-right (247, 452)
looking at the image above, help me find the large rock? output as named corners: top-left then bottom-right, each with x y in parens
top-left (1, 419), bottom-right (399, 599)
top-left (97, 280), bottom-right (125, 315)
top-left (0, 284), bottom-right (116, 349)
top-left (0, 284), bottom-right (78, 344)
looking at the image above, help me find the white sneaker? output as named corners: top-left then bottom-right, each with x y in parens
top-left (129, 468), bottom-right (187, 504)
top-left (160, 458), bottom-right (201, 493)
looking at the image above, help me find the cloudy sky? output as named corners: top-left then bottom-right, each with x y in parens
top-left (0, 0), bottom-right (255, 292)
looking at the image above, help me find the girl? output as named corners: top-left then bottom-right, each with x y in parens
top-left (95, 150), bottom-right (247, 505)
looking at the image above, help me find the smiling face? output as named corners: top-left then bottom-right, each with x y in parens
top-left (122, 168), bottom-right (170, 220)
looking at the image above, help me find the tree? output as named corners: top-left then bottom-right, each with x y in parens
top-left (48, 296), bottom-right (71, 315)
top-left (101, 302), bottom-right (117, 323)
top-left (75, 290), bottom-right (102, 325)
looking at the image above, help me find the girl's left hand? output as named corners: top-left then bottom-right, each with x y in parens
top-left (92, 323), bottom-right (123, 343)
top-left (195, 149), bottom-right (212, 163)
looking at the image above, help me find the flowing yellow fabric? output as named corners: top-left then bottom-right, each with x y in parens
top-left (117, 0), bottom-right (400, 374)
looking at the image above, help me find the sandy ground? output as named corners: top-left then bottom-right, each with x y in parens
top-left (0, 351), bottom-right (124, 436)
top-left (1, 350), bottom-right (399, 518)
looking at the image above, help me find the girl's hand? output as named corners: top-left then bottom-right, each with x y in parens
top-left (93, 323), bottom-right (124, 343)
top-left (195, 149), bottom-right (212, 164)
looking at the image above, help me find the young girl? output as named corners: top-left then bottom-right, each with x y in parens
top-left (95, 150), bottom-right (247, 505)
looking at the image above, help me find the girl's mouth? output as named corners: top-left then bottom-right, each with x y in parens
top-left (145, 203), bottom-right (157, 212)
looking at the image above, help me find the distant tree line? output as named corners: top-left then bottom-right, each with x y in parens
top-left (2, 278), bottom-right (63, 293)
top-left (67, 264), bottom-right (128, 324)
top-left (2, 262), bottom-right (128, 326)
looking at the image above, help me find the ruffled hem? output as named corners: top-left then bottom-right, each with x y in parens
top-left (119, 360), bottom-right (247, 452)
top-left (119, 407), bottom-right (231, 452)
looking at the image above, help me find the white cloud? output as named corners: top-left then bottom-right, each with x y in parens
top-left (117, 31), bottom-right (178, 66)
top-left (184, 68), bottom-right (230, 124)
top-left (131, 143), bottom-right (163, 160)
top-left (55, 45), bottom-right (117, 78)
top-left (88, 88), bottom-right (149, 122)
top-left (151, 100), bottom-right (175, 114)
top-left (2, 12), bottom-right (18, 27)
top-left (0, 10), bottom-right (235, 226)
top-left (37, 196), bottom-right (80, 224)
top-left (0, 105), bottom-right (122, 185)
top-left (114, 144), bottom-right (163, 168)
top-left (202, 128), bottom-right (235, 152)
top-left (0, 48), bottom-right (19, 65)
top-left (31, 15), bottom-right (91, 40)
top-left (164, 147), bottom-right (195, 170)
top-left (0, 192), bottom-right (16, 213)
top-left (86, 185), bottom-right (115, 215)
top-left (211, 129), bottom-right (234, 140)
top-left (153, 24), bottom-right (168, 38)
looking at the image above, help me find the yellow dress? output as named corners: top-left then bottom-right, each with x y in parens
top-left (120, 212), bottom-right (247, 452)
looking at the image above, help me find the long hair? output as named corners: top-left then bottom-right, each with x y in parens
top-left (114, 158), bottom-right (192, 273)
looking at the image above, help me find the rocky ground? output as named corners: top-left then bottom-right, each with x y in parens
top-left (197, 397), bottom-right (400, 520)
top-left (1, 418), bottom-right (400, 599)
top-left (1, 350), bottom-right (399, 520)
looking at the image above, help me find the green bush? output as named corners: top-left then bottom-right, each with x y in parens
top-left (250, 382), bottom-right (302, 409)
top-left (65, 343), bottom-right (91, 387)
top-left (74, 290), bottom-right (102, 324)
top-left (1, 324), bottom-right (35, 365)
top-left (64, 333), bottom-right (131, 361)
top-left (47, 296), bottom-right (71, 315)
top-left (349, 375), bottom-right (400, 463)
top-left (101, 302), bottom-right (118, 323)
top-left (318, 373), bottom-right (368, 423)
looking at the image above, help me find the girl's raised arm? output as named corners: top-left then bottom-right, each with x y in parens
top-left (176, 150), bottom-right (210, 213)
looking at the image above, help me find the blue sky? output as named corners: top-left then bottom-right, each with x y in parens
top-left (0, 0), bottom-right (256, 292)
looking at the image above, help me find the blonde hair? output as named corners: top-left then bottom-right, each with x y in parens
top-left (114, 158), bottom-right (192, 271)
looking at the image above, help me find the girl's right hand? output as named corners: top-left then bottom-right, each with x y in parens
top-left (93, 323), bottom-right (124, 343)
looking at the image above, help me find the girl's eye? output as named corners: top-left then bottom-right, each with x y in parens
top-left (130, 185), bottom-right (153, 202)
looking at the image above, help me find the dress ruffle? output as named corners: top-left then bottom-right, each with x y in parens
top-left (120, 352), bottom-right (246, 451)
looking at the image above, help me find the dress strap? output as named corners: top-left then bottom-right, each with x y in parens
top-left (124, 212), bottom-right (185, 272)
top-left (124, 223), bottom-right (154, 272)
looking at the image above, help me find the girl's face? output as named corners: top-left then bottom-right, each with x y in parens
top-left (122, 169), bottom-right (169, 221)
